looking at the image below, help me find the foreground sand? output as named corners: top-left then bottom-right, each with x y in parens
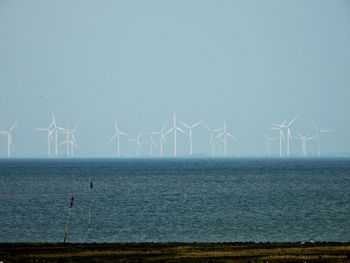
top-left (1, 242), bottom-right (350, 262)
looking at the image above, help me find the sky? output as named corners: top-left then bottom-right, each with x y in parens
top-left (0, 0), bottom-right (349, 158)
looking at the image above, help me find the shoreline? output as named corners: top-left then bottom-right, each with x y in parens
top-left (1, 242), bottom-right (350, 262)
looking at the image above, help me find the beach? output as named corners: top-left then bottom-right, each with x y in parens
top-left (1, 242), bottom-right (350, 262)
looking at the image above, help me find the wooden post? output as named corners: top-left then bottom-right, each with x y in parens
top-left (88, 181), bottom-right (93, 226)
top-left (63, 196), bottom-right (74, 243)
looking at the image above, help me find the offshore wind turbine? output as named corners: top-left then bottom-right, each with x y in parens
top-left (263, 133), bottom-right (278, 156)
top-left (284, 114), bottom-right (299, 156)
top-left (129, 132), bottom-right (143, 157)
top-left (158, 120), bottom-right (169, 157)
top-left (204, 123), bottom-right (223, 157)
top-left (59, 124), bottom-right (79, 157)
top-left (145, 132), bottom-right (158, 156)
top-left (179, 120), bottom-right (204, 156)
top-left (0, 122), bottom-right (18, 157)
top-left (216, 120), bottom-right (235, 157)
top-left (268, 120), bottom-right (287, 157)
top-left (35, 114), bottom-right (57, 156)
top-left (165, 112), bottom-right (185, 157)
top-left (312, 121), bottom-right (334, 157)
top-left (295, 132), bottom-right (315, 157)
top-left (110, 119), bottom-right (129, 158)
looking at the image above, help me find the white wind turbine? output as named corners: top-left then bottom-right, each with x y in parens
top-left (110, 119), bottom-right (129, 158)
top-left (59, 124), bottom-right (79, 157)
top-left (268, 120), bottom-right (287, 157)
top-left (262, 133), bottom-right (278, 156)
top-left (35, 114), bottom-right (56, 156)
top-left (179, 120), bottom-right (204, 156)
top-left (312, 121), bottom-right (334, 157)
top-left (203, 123), bottom-right (222, 157)
top-left (0, 122), bottom-right (18, 157)
top-left (165, 112), bottom-right (185, 157)
top-left (295, 132), bottom-right (315, 157)
top-left (145, 132), bottom-right (158, 157)
top-left (284, 114), bottom-right (299, 157)
top-left (216, 120), bottom-right (235, 157)
top-left (129, 132), bottom-right (143, 157)
top-left (50, 112), bottom-right (59, 156)
top-left (158, 120), bottom-right (169, 157)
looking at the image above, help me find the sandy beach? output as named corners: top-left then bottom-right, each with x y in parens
top-left (1, 242), bottom-right (350, 262)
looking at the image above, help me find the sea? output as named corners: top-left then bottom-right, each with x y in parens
top-left (0, 158), bottom-right (350, 243)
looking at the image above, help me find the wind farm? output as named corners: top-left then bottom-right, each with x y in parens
top-left (0, 112), bottom-right (339, 158)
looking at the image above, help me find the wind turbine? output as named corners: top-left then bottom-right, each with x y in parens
top-left (145, 132), bottom-right (158, 157)
top-left (262, 133), bottom-right (278, 156)
top-left (216, 120), bottom-right (235, 157)
top-left (203, 123), bottom-right (222, 157)
top-left (36, 114), bottom-right (57, 156)
top-left (129, 132), bottom-right (143, 157)
top-left (295, 132), bottom-right (315, 157)
top-left (110, 119), bottom-right (129, 158)
top-left (179, 120), bottom-right (204, 156)
top-left (312, 121), bottom-right (334, 157)
top-left (268, 119), bottom-right (287, 157)
top-left (59, 124), bottom-right (79, 157)
top-left (46, 112), bottom-right (67, 156)
top-left (0, 122), bottom-right (18, 157)
top-left (284, 114), bottom-right (299, 156)
top-left (158, 120), bottom-right (169, 157)
top-left (68, 126), bottom-right (78, 157)
top-left (165, 112), bottom-right (185, 157)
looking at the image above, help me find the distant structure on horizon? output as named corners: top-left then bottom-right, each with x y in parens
top-left (0, 112), bottom-right (336, 158)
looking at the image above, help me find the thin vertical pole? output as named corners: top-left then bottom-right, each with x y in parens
top-left (64, 196), bottom-right (74, 243)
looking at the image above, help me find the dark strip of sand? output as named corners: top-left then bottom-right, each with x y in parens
top-left (1, 242), bottom-right (350, 262)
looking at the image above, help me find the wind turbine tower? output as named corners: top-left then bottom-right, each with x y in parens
top-left (0, 122), bottom-right (18, 157)
top-left (284, 114), bottom-right (299, 156)
top-left (166, 112), bottom-right (185, 157)
top-left (111, 119), bottom-right (129, 158)
top-left (179, 120), bottom-right (204, 156)
top-left (295, 132), bottom-right (315, 157)
top-left (312, 121), bottom-right (334, 157)
top-left (217, 120), bottom-right (235, 157)
top-left (263, 133), bottom-right (278, 156)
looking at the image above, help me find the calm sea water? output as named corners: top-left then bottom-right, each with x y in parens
top-left (0, 158), bottom-right (350, 243)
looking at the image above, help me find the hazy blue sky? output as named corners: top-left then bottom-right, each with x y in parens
top-left (0, 0), bottom-right (349, 157)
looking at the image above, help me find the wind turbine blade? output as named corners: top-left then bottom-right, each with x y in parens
top-left (114, 119), bottom-right (119, 132)
top-left (192, 120), bottom-right (204, 128)
top-left (9, 122), bottom-right (18, 132)
top-left (35, 128), bottom-right (48, 131)
top-left (179, 120), bottom-right (190, 129)
top-left (137, 131), bottom-right (143, 140)
top-left (226, 132), bottom-right (234, 139)
top-left (161, 134), bottom-right (166, 142)
top-left (72, 123), bottom-right (80, 133)
top-left (119, 132), bottom-right (129, 136)
top-left (320, 129), bottom-right (334, 133)
top-left (176, 127), bottom-right (186, 134)
top-left (152, 141), bottom-right (158, 148)
top-left (161, 120), bottom-right (169, 132)
top-left (58, 140), bottom-right (68, 146)
top-left (111, 134), bottom-right (117, 141)
top-left (165, 127), bottom-right (174, 136)
top-left (311, 120), bottom-right (318, 131)
top-left (51, 112), bottom-right (57, 126)
top-left (203, 123), bottom-right (212, 132)
top-left (288, 114), bottom-right (300, 127)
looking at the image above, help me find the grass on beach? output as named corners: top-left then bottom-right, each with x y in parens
top-left (1, 242), bottom-right (350, 262)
